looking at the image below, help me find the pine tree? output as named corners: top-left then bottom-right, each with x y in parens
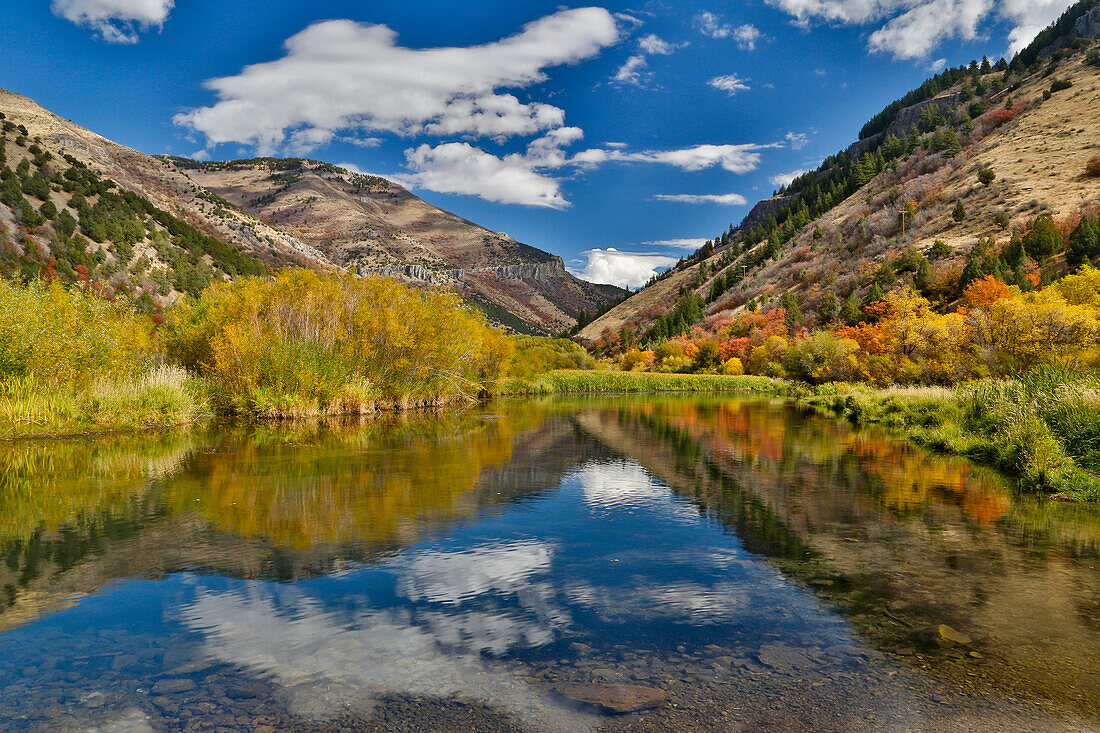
top-left (1024, 212), bottom-right (1063, 262)
top-left (1067, 216), bottom-right (1100, 267)
top-left (780, 291), bottom-right (802, 330)
top-left (952, 200), bottom-right (967, 222)
top-left (820, 292), bottom-right (840, 324)
top-left (914, 257), bottom-right (934, 293)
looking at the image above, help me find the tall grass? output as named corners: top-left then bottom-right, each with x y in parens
top-left (496, 369), bottom-right (790, 396)
top-left (961, 367), bottom-right (1100, 498)
top-left (804, 368), bottom-right (1100, 500)
top-left (0, 280), bottom-right (201, 436)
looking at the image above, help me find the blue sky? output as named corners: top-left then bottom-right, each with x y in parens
top-left (0, 0), bottom-right (1077, 287)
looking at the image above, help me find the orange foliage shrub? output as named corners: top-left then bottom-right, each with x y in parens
top-left (962, 276), bottom-right (1011, 309)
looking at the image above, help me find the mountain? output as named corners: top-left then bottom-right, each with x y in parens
top-left (579, 1), bottom-right (1100, 345)
top-left (0, 89), bottom-right (623, 334)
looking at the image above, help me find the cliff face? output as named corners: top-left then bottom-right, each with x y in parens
top-left (846, 91), bottom-right (967, 160)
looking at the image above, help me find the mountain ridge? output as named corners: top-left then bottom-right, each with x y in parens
top-left (0, 88), bottom-right (622, 334)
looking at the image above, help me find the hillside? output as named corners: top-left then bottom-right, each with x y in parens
top-left (166, 157), bottom-right (623, 334)
top-left (0, 89), bottom-right (622, 334)
top-left (579, 3), bottom-right (1100, 345)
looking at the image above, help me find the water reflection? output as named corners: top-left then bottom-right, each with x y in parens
top-left (0, 397), bottom-right (1098, 732)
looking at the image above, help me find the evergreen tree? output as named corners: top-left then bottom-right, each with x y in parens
top-left (1003, 230), bottom-right (1026, 269)
top-left (1067, 216), bottom-right (1100, 267)
top-left (914, 257), bottom-right (935, 293)
top-left (1024, 212), bottom-right (1063, 262)
top-left (780, 291), bottom-right (802, 330)
top-left (820, 292), bottom-right (840, 324)
top-left (952, 200), bottom-right (967, 222)
top-left (841, 293), bottom-right (863, 325)
top-left (959, 256), bottom-right (985, 290)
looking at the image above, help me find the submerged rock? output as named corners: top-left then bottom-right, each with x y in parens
top-left (557, 683), bottom-right (667, 714)
top-left (927, 624), bottom-right (972, 647)
top-left (756, 644), bottom-right (817, 671)
top-left (151, 678), bottom-right (196, 694)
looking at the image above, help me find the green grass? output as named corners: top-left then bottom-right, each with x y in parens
top-left (801, 369), bottom-right (1100, 500)
top-left (494, 369), bottom-right (790, 396)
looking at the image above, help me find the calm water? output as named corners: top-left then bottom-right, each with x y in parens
top-left (1, 396), bottom-right (1099, 732)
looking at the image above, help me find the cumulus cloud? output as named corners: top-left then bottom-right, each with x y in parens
top-left (638, 34), bottom-right (676, 54)
top-left (868, 0), bottom-right (993, 59)
top-left (612, 34), bottom-right (686, 86)
top-left (652, 193), bottom-right (748, 205)
top-left (401, 140), bottom-right (569, 209)
top-left (569, 248), bottom-right (678, 289)
top-left (401, 138), bottom-right (769, 208)
top-left (1000, 0), bottom-right (1077, 55)
top-left (51, 0), bottom-right (174, 43)
top-left (616, 143), bottom-right (769, 173)
top-left (767, 0), bottom-right (1075, 59)
top-left (710, 74), bottom-right (751, 95)
top-left (785, 131), bottom-right (810, 149)
top-left (175, 8), bottom-right (620, 153)
top-left (771, 169), bottom-right (811, 187)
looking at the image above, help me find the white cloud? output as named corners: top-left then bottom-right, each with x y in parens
top-left (396, 136), bottom-right (770, 208)
top-left (771, 169), bottom-right (810, 187)
top-left (51, 0), bottom-right (173, 43)
top-left (338, 136), bottom-right (384, 149)
top-left (398, 542), bottom-right (554, 605)
top-left (652, 193), bottom-right (748, 205)
top-left (1000, 0), bottom-right (1076, 55)
top-left (176, 8), bottom-right (620, 153)
top-left (785, 131), bottom-right (810, 149)
top-left (643, 238), bottom-right (711, 249)
top-left (766, 0), bottom-right (911, 26)
top-left (766, 0), bottom-right (1072, 59)
top-left (710, 74), bottom-right (751, 95)
top-left (927, 57), bottom-right (948, 71)
top-left (613, 54), bottom-right (649, 85)
top-left (868, 0), bottom-right (993, 59)
top-left (569, 248), bottom-right (678, 289)
top-left (733, 24), bottom-right (763, 50)
top-left (638, 34), bottom-right (676, 54)
top-left (401, 141), bottom-right (568, 209)
top-left (695, 11), bottom-right (734, 38)
top-left (612, 34), bottom-right (686, 86)
top-left (620, 144), bottom-right (769, 173)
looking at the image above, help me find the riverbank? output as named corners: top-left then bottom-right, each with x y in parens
top-left (799, 369), bottom-right (1100, 501)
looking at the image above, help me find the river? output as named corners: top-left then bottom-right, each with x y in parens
top-left (1, 396), bottom-right (1098, 731)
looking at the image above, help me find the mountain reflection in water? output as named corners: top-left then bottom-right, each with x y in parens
top-left (0, 396), bottom-right (1098, 732)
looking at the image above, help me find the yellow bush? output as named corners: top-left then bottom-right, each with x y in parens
top-left (720, 357), bottom-right (744, 376)
top-left (0, 278), bottom-right (154, 386)
top-left (163, 269), bottom-right (511, 415)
